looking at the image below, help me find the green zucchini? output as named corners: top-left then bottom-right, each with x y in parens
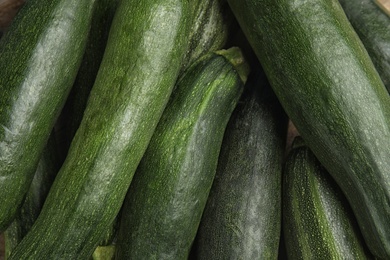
top-left (0, 0), bottom-right (97, 232)
top-left (9, 0), bottom-right (200, 259)
top-left (58, 0), bottom-right (120, 248)
top-left (115, 47), bottom-right (249, 260)
top-left (338, 0), bottom-right (390, 93)
top-left (56, 0), bottom-right (119, 159)
top-left (195, 69), bottom-right (287, 259)
top-left (4, 132), bottom-right (61, 259)
top-left (283, 137), bottom-right (372, 259)
top-left (227, 0), bottom-right (390, 258)
top-left (180, 0), bottom-right (235, 74)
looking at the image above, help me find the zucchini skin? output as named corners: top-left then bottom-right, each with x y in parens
top-left (338, 0), bottom-right (390, 93)
top-left (195, 70), bottom-right (287, 259)
top-left (4, 132), bottom-right (61, 259)
top-left (57, 0), bottom-right (119, 159)
top-left (283, 138), bottom-right (372, 260)
top-left (9, 0), bottom-right (198, 259)
top-left (115, 48), bottom-right (248, 259)
top-left (0, 0), bottom-right (97, 232)
top-left (180, 0), bottom-right (235, 73)
top-left (5, 0), bottom-right (118, 254)
top-left (227, 0), bottom-right (390, 258)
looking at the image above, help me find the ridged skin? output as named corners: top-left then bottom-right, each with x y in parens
top-left (338, 0), bottom-right (390, 93)
top-left (4, 0), bottom-right (118, 254)
top-left (0, 0), bottom-right (97, 232)
top-left (196, 71), bottom-right (287, 260)
top-left (9, 0), bottom-right (198, 259)
top-left (116, 48), bottom-right (247, 260)
top-left (283, 138), bottom-right (372, 260)
top-left (227, 0), bottom-right (390, 258)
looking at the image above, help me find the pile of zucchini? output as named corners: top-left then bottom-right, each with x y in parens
top-left (0, 0), bottom-right (389, 259)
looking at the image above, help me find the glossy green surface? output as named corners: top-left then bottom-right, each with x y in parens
top-left (228, 0), bottom-right (390, 258)
top-left (0, 0), bottom-right (96, 232)
top-left (283, 138), bottom-right (371, 260)
top-left (339, 0), bottom-right (390, 93)
top-left (8, 0), bottom-right (197, 259)
top-left (196, 70), bottom-right (287, 259)
top-left (116, 48), bottom-right (247, 260)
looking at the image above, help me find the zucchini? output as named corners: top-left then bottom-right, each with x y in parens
top-left (180, 0), bottom-right (235, 74)
top-left (56, 0), bottom-right (119, 159)
top-left (195, 69), bottom-right (287, 259)
top-left (338, 0), bottom-right (390, 93)
top-left (9, 0), bottom-right (199, 259)
top-left (0, 0), bottom-right (97, 232)
top-left (227, 0), bottom-right (390, 258)
top-left (4, 132), bottom-right (61, 259)
top-left (115, 47), bottom-right (249, 260)
top-left (57, 0), bottom-right (120, 248)
top-left (283, 137), bottom-right (372, 259)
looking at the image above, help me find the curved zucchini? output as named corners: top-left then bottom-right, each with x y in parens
top-left (0, 0), bottom-right (97, 232)
top-left (195, 70), bottom-right (287, 259)
top-left (339, 0), bottom-right (390, 93)
top-left (115, 47), bottom-right (249, 259)
top-left (227, 0), bottom-right (390, 258)
top-left (9, 0), bottom-right (199, 259)
top-left (283, 137), bottom-right (372, 259)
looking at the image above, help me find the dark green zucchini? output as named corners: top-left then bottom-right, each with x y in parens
top-left (58, 0), bottom-right (120, 249)
top-left (0, 0), bottom-right (97, 232)
top-left (115, 47), bottom-right (249, 260)
top-left (4, 132), bottom-right (61, 259)
top-left (195, 69), bottom-right (287, 259)
top-left (227, 0), bottom-right (390, 258)
top-left (283, 137), bottom-right (372, 259)
top-left (180, 0), bottom-right (236, 74)
top-left (9, 0), bottom-right (200, 259)
top-left (338, 0), bottom-right (390, 93)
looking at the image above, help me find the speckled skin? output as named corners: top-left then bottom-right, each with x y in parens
top-left (228, 0), bottom-right (390, 258)
top-left (195, 71), bottom-right (287, 260)
top-left (115, 49), bottom-right (247, 260)
top-left (8, 0), bottom-right (198, 259)
top-left (339, 0), bottom-right (390, 93)
top-left (0, 0), bottom-right (97, 232)
top-left (283, 139), bottom-right (372, 259)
